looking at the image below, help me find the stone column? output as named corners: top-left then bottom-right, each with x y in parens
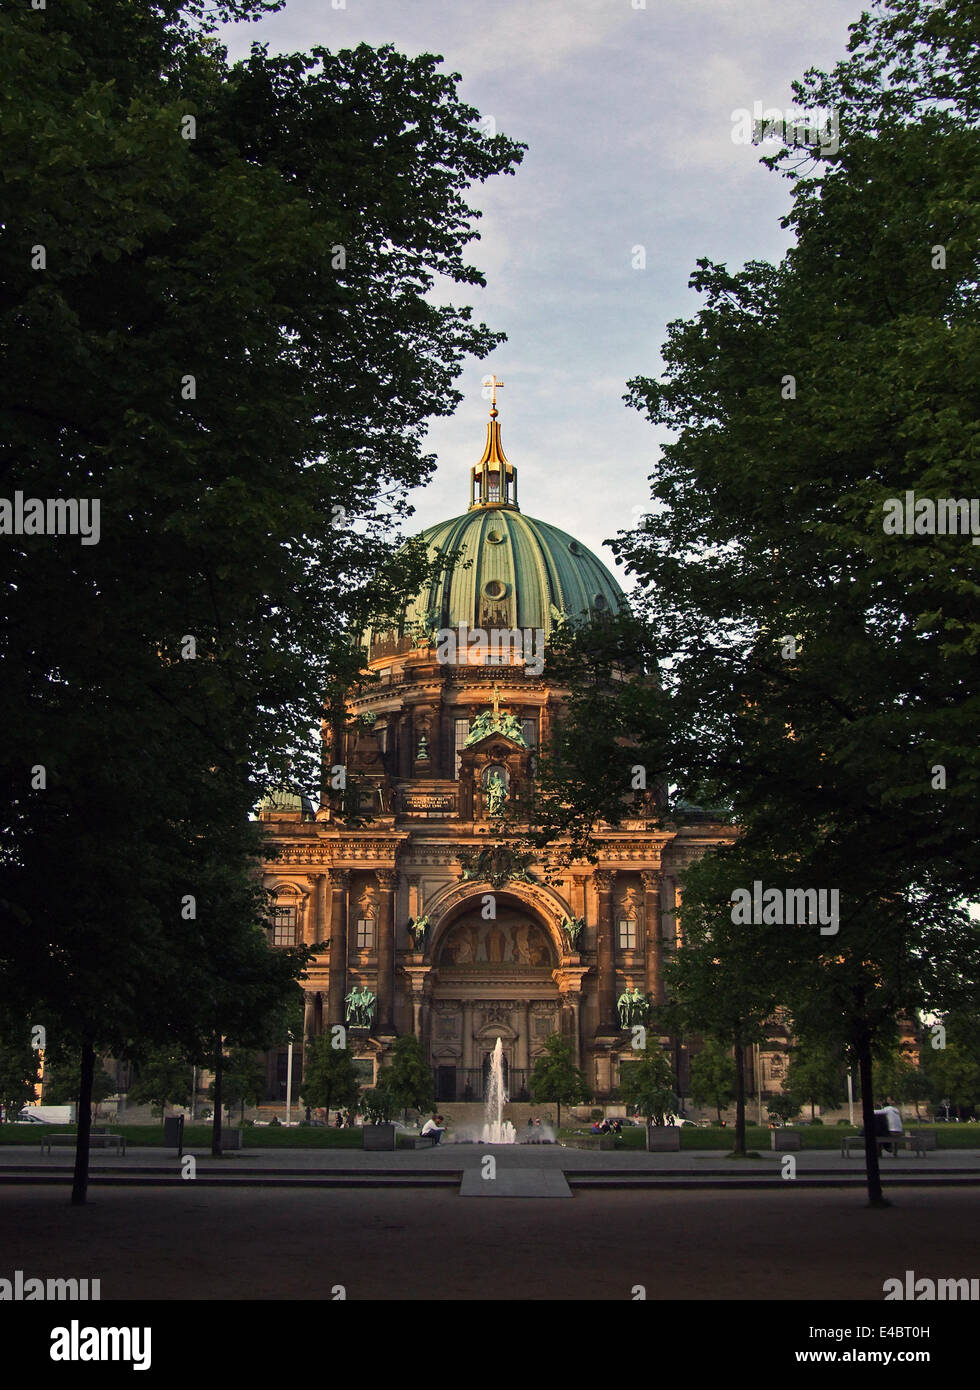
top-left (462, 1002), bottom-right (474, 1073)
top-left (375, 868), bottom-right (398, 1034)
top-left (327, 870), bottom-right (350, 1025)
top-left (569, 994), bottom-right (582, 1067)
top-left (641, 869), bottom-right (664, 1005)
top-left (594, 868), bottom-right (618, 1033)
top-left (517, 1003), bottom-right (530, 1072)
top-left (310, 872), bottom-right (328, 945)
top-left (303, 991), bottom-right (316, 1043)
top-left (406, 874), bottom-right (421, 925)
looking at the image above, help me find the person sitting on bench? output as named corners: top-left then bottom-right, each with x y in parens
top-left (420, 1115), bottom-right (445, 1145)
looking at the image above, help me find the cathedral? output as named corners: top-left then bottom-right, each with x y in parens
top-left (257, 387), bottom-right (737, 1106)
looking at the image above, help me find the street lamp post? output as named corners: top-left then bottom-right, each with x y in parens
top-left (285, 1032), bottom-right (294, 1127)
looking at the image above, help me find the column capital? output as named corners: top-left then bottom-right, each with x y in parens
top-left (376, 868), bottom-right (399, 890)
top-left (328, 868), bottom-right (352, 889)
top-left (593, 868), bottom-right (617, 892)
top-left (640, 869), bottom-right (662, 891)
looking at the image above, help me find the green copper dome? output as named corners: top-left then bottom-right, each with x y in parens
top-left (365, 394), bottom-right (626, 658)
top-left (405, 508), bottom-right (625, 637)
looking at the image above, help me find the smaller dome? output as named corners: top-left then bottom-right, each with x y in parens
top-left (256, 788), bottom-right (316, 820)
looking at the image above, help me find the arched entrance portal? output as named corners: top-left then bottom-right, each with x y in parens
top-left (427, 894), bottom-right (563, 1102)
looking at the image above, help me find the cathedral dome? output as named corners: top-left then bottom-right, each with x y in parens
top-left (381, 383), bottom-right (625, 650)
top-left (405, 506), bottom-right (625, 637)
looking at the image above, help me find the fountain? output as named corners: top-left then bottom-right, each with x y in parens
top-left (480, 1037), bottom-right (516, 1144)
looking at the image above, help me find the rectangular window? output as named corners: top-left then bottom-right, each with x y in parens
top-left (273, 905), bottom-right (297, 947)
top-left (454, 718), bottom-right (470, 779)
top-left (618, 918), bottom-right (637, 950)
top-left (520, 716), bottom-right (538, 749)
top-left (356, 918), bottom-right (375, 950)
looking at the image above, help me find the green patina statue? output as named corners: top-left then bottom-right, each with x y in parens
top-left (464, 683), bottom-right (527, 749)
top-left (561, 915), bottom-right (585, 948)
top-left (484, 769), bottom-right (508, 816)
top-left (617, 986), bottom-right (649, 1029)
top-left (344, 985), bottom-right (377, 1028)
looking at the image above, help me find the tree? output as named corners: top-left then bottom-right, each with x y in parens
top-left (126, 1047), bottom-right (193, 1122)
top-left (767, 1093), bottom-right (800, 1126)
top-left (618, 1045), bottom-right (678, 1126)
top-left (688, 1039), bottom-right (736, 1127)
top-left (0, 0), bottom-right (523, 1202)
top-left (300, 1035), bottom-right (361, 1117)
top-left (41, 1057), bottom-right (117, 1118)
top-left (528, 1034), bottom-right (588, 1129)
top-left (662, 846), bottom-right (783, 1154)
top-left (523, 0), bottom-right (980, 1206)
top-left (210, 1049), bottom-right (265, 1125)
top-left (786, 1036), bottom-right (847, 1121)
top-left (377, 1035), bottom-right (435, 1119)
top-left (0, 1016), bottom-right (40, 1121)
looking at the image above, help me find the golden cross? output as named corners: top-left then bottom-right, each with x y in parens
top-left (482, 374), bottom-right (505, 410)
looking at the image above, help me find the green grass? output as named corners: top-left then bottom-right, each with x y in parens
top-left (0, 1123), bottom-right (371, 1149)
top-left (3, 1121), bottom-right (976, 1150)
top-left (556, 1123), bottom-right (980, 1151)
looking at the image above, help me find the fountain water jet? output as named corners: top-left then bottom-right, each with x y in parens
top-left (480, 1037), bottom-right (516, 1144)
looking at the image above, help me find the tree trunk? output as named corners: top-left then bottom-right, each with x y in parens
top-left (733, 1043), bottom-right (746, 1154)
top-left (856, 1035), bottom-right (886, 1207)
top-left (211, 1039), bottom-right (223, 1157)
top-left (71, 1040), bottom-right (95, 1206)
top-left (557, 1099), bottom-right (561, 1129)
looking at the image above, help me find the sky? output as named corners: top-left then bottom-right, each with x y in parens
top-left (221, 0), bottom-right (862, 590)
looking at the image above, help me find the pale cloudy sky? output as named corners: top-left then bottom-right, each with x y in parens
top-left (221, 0), bottom-right (860, 588)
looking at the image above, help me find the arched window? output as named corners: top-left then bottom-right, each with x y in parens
top-left (272, 895), bottom-right (299, 946)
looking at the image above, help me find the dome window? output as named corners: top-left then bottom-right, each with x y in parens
top-left (568, 540), bottom-right (581, 555)
top-left (486, 530), bottom-right (504, 545)
top-left (594, 593), bottom-right (608, 611)
top-left (482, 579), bottom-right (509, 601)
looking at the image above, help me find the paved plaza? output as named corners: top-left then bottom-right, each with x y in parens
top-left (1, 1143), bottom-right (977, 1300)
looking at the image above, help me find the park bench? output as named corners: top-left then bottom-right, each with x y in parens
top-left (402, 1134), bottom-right (438, 1149)
top-left (41, 1132), bottom-right (126, 1155)
top-left (841, 1133), bottom-right (929, 1158)
top-left (771, 1130), bottom-right (801, 1151)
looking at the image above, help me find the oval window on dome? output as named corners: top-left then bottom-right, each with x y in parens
top-left (483, 579), bottom-right (509, 600)
top-left (486, 530), bottom-right (504, 545)
top-left (568, 540), bottom-right (581, 555)
top-left (593, 593), bottom-right (608, 611)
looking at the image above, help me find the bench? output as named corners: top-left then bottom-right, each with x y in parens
top-left (41, 1133), bottom-right (126, 1155)
top-left (771, 1130), bottom-right (802, 1151)
top-left (402, 1134), bottom-right (438, 1149)
top-left (841, 1134), bottom-right (927, 1158)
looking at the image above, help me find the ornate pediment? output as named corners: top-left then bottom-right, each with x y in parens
top-left (458, 843), bottom-right (536, 889)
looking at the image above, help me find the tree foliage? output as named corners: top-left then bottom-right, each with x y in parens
top-left (300, 1034), bottom-right (361, 1115)
top-left (528, 1033), bottom-right (588, 1127)
top-left (618, 1045), bottom-right (678, 1125)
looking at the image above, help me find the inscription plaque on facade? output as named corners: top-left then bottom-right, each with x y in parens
top-left (403, 793), bottom-right (455, 812)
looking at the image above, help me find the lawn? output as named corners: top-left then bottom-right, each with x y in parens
top-left (2, 1121), bottom-right (976, 1150)
top-left (556, 1123), bottom-right (979, 1151)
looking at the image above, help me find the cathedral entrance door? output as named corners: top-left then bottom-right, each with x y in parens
top-left (436, 1066), bottom-right (456, 1102)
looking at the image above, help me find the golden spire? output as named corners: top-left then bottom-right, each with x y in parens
top-left (470, 376), bottom-right (518, 510)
